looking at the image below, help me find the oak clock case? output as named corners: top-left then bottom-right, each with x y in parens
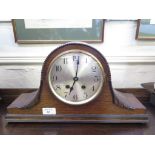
top-left (6, 42), bottom-right (149, 123)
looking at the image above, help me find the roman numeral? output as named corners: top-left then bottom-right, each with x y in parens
top-left (64, 58), bottom-right (68, 64)
top-left (92, 85), bottom-right (95, 91)
top-left (85, 57), bottom-right (88, 63)
top-left (94, 76), bottom-right (100, 82)
top-left (52, 75), bottom-right (58, 81)
top-left (73, 94), bottom-right (78, 101)
top-left (91, 66), bottom-right (97, 72)
top-left (55, 85), bottom-right (61, 90)
top-left (73, 56), bottom-right (79, 62)
top-left (84, 92), bottom-right (88, 99)
top-left (64, 92), bottom-right (68, 98)
top-left (56, 65), bottom-right (62, 72)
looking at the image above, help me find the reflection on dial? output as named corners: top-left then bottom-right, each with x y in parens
top-left (48, 50), bottom-right (105, 105)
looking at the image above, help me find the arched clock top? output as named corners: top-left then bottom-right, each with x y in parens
top-left (39, 42), bottom-right (114, 105)
top-left (41, 42), bottom-right (112, 82)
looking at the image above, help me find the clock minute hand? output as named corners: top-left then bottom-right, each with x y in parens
top-left (69, 57), bottom-right (79, 95)
top-left (75, 56), bottom-right (79, 77)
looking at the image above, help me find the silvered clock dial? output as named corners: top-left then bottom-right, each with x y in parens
top-left (48, 50), bottom-right (105, 105)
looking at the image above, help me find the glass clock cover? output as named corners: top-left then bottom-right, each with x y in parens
top-left (48, 50), bottom-right (104, 105)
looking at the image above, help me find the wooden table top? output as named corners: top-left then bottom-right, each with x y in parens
top-left (0, 102), bottom-right (154, 135)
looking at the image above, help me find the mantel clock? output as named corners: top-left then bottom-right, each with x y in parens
top-left (6, 42), bottom-right (149, 123)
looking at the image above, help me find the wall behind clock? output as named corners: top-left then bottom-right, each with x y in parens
top-left (0, 20), bottom-right (155, 88)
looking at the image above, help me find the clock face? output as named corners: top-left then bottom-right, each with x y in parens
top-left (48, 50), bottom-right (105, 105)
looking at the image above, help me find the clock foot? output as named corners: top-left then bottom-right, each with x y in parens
top-left (5, 113), bottom-right (149, 124)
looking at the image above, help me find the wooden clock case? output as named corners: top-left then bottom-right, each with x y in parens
top-left (6, 42), bottom-right (149, 123)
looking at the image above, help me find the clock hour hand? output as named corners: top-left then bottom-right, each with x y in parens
top-left (69, 76), bottom-right (79, 94)
top-left (69, 80), bottom-right (76, 94)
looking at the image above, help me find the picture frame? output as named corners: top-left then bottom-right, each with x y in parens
top-left (136, 19), bottom-right (155, 40)
top-left (12, 19), bottom-right (105, 44)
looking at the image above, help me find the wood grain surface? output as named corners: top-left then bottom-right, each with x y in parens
top-left (0, 100), bottom-right (154, 135)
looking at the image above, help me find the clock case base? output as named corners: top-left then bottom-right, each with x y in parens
top-left (6, 114), bottom-right (148, 123)
top-left (6, 90), bottom-right (149, 123)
